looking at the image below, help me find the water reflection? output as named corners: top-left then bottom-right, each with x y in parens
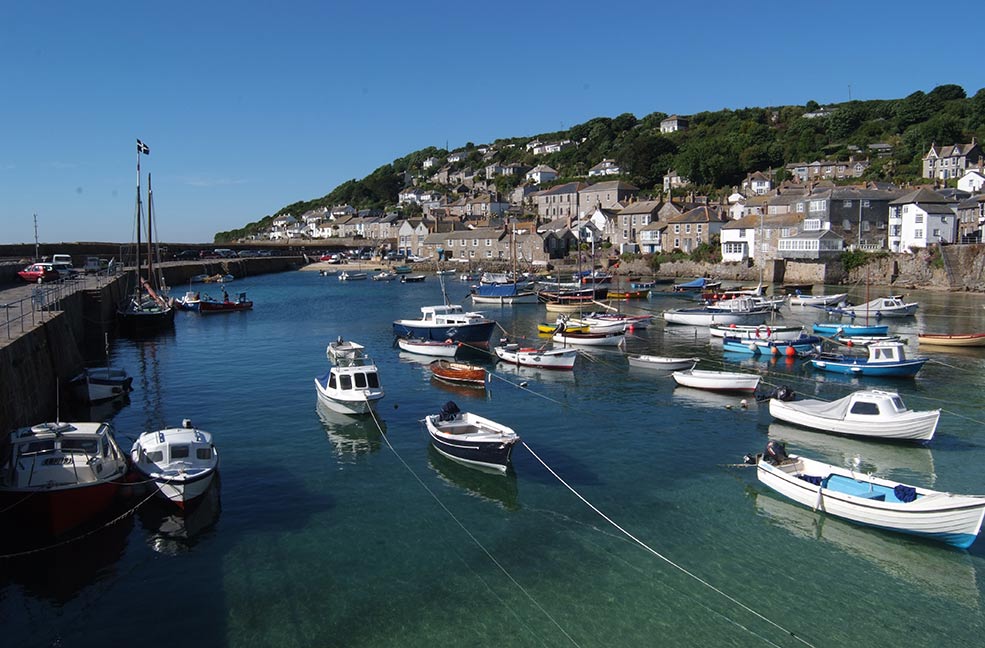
top-left (315, 400), bottom-right (385, 457)
top-left (766, 421), bottom-right (936, 484)
top-left (138, 477), bottom-right (222, 555)
top-left (429, 376), bottom-right (487, 399)
top-left (673, 385), bottom-right (760, 411)
top-left (427, 445), bottom-right (519, 511)
top-left (493, 363), bottom-right (577, 385)
top-left (753, 492), bottom-right (980, 610)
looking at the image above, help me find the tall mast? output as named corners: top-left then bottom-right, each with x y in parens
top-left (135, 142), bottom-right (143, 301)
top-left (147, 173), bottom-right (155, 288)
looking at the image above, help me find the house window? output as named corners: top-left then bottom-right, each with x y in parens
top-left (809, 200), bottom-right (826, 212)
top-left (843, 200), bottom-right (853, 208)
top-left (842, 219), bottom-right (852, 230)
top-left (469, 250), bottom-right (476, 258)
top-left (738, 229), bottom-right (745, 238)
top-left (622, 230), bottom-right (628, 239)
top-left (674, 224), bottom-right (680, 234)
top-left (803, 219), bottom-right (821, 231)
top-left (932, 228), bottom-right (941, 238)
top-left (486, 250), bottom-right (492, 258)
top-left (486, 239), bottom-right (491, 246)
top-left (472, 239), bottom-right (478, 246)
top-left (685, 224), bottom-right (691, 234)
top-left (696, 224), bottom-right (703, 234)
top-left (915, 215), bottom-right (924, 224)
top-left (915, 229), bottom-right (924, 238)
top-left (674, 238), bottom-right (680, 249)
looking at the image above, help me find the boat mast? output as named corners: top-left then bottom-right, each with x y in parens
top-left (147, 173), bottom-right (155, 290)
top-left (134, 142), bottom-right (143, 303)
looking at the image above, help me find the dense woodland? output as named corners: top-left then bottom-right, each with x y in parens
top-left (215, 85), bottom-right (985, 243)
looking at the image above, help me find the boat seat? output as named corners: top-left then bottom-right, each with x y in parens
top-left (437, 422), bottom-right (476, 435)
top-left (826, 474), bottom-right (886, 500)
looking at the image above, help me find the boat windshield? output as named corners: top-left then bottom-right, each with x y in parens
top-left (60, 438), bottom-right (99, 454)
top-left (849, 402), bottom-right (880, 416)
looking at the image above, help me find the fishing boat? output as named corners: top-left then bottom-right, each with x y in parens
top-left (400, 274), bottom-right (426, 283)
top-left (494, 342), bottom-right (577, 370)
top-left (174, 290), bottom-right (202, 311)
top-left (373, 271), bottom-right (397, 281)
top-left (201, 273), bottom-right (235, 283)
top-left (69, 367), bottom-right (133, 404)
top-left (627, 355), bottom-right (699, 371)
top-left (396, 337), bottom-right (459, 358)
top-left (672, 277), bottom-right (721, 293)
top-left (0, 421), bottom-right (128, 535)
top-left (314, 349), bottom-right (385, 415)
top-left (429, 359), bottom-right (487, 386)
top-left (836, 335), bottom-right (902, 347)
top-left (768, 389), bottom-right (940, 442)
top-left (812, 323), bottom-right (890, 337)
top-left (755, 443), bottom-right (985, 548)
top-left (708, 323), bottom-right (805, 341)
top-left (198, 291), bottom-right (253, 313)
top-left (470, 223), bottom-right (539, 304)
top-left (552, 330), bottom-right (625, 347)
top-left (339, 271), bottom-right (368, 281)
top-left (393, 265), bottom-right (412, 274)
top-left (424, 402), bottom-right (519, 472)
top-left (722, 334), bottom-right (822, 357)
top-left (917, 333), bottom-right (985, 348)
top-left (326, 337), bottom-right (366, 365)
top-left (834, 296), bottom-right (919, 319)
top-left (118, 140), bottom-right (175, 334)
top-left (789, 292), bottom-right (848, 307)
top-left (810, 340), bottom-right (928, 377)
top-left (393, 304), bottom-right (497, 346)
top-left (130, 419), bottom-right (220, 508)
top-left (606, 289), bottom-right (650, 300)
top-left (671, 368), bottom-right (760, 392)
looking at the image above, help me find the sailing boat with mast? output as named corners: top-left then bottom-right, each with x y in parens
top-left (470, 219), bottom-right (538, 305)
top-left (118, 139), bottom-right (175, 334)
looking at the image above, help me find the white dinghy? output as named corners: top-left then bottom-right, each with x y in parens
top-left (130, 419), bottom-right (219, 508)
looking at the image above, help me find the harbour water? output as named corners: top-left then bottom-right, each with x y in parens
top-left (3, 271), bottom-right (985, 647)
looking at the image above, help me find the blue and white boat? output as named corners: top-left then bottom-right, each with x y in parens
top-left (756, 444), bottom-right (985, 549)
top-left (470, 282), bottom-right (538, 305)
top-left (424, 402), bottom-right (519, 472)
top-left (393, 304), bottom-right (497, 347)
top-left (810, 341), bottom-right (928, 377)
top-left (812, 323), bottom-right (889, 337)
top-left (722, 334), bottom-right (822, 356)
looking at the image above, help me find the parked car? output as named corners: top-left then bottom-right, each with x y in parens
top-left (406, 254), bottom-right (427, 263)
top-left (200, 250), bottom-right (220, 259)
top-left (18, 262), bottom-right (61, 284)
top-left (384, 252), bottom-right (405, 261)
top-left (83, 257), bottom-right (110, 273)
top-left (174, 250), bottom-right (199, 261)
top-left (256, 249), bottom-right (273, 257)
top-left (213, 248), bottom-right (238, 258)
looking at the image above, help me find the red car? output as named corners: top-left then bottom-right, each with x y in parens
top-left (18, 262), bottom-right (61, 283)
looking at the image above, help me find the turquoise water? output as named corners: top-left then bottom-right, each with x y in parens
top-left (3, 272), bottom-right (985, 647)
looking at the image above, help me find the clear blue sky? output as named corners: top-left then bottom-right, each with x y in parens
top-left (1, 0), bottom-right (979, 245)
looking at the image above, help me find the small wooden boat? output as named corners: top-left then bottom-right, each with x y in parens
top-left (552, 330), bottom-right (625, 347)
top-left (756, 443), bottom-right (985, 548)
top-left (202, 273), bottom-right (234, 283)
top-left (537, 321), bottom-right (588, 334)
top-left (494, 343), bottom-right (577, 370)
top-left (917, 333), bottom-right (985, 348)
top-left (400, 274), bottom-right (426, 283)
top-left (663, 305), bottom-right (770, 326)
top-left (810, 341), bottom-right (928, 378)
top-left (0, 422), bottom-right (128, 535)
top-left (199, 292), bottom-right (253, 313)
top-left (429, 359), bottom-right (487, 386)
top-left (373, 271), bottom-right (397, 281)
top-left (393, 265), bottom-right (413, 274)
top-left (425, 402), bottom-right (519, 472)
top-left (396, 337), bottom-right (459, 357)
top-left (69, 367), bottom-right (133, 404)
top-left (607, 289), bottom-right (649, 300)
top-left (671, 368), bottom-right (760, 392)
top-left (769, 389), bottom-right (940, 442)
top-left (130, 419), bottom-right (219, 508)
top-left (789, 292), bottom-right (847, 307)
top-left (339, 271), bottom-right (368, 281)
top-left (627, 355), bottom-right (698, 371)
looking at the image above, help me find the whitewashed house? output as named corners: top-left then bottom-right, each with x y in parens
top-left (958, 168), bottom-right (985, 194)
top-left (526, 165), bottom-right (558, 184)
top-left (588, 159), bottom-right (621, 177)
top-left (888, 188), bottom-right (957, 252)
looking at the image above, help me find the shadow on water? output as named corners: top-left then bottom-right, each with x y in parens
top-left (136, 476), bottom-right (222, 556)
top-left (427, 444), bottom-right (520, 511)
top-left (315, 400), bottom-right (385, 458)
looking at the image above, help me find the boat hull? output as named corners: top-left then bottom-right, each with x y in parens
top-left (314, 376), bottom-right (384, 415)
top-left (769, 398), bottom-right (939, 441)
top-left (918, 334), bottom-right (985, 347)
top-left (396, 338), bottom-right (459, 357)
top-left (813, 323), bottom-right (889, 337)
top-left (809, 357), bottom-right (927, 377)
top-left (494, 345), bottom-right (577, 369)
top-left (628, 355), bottom-right (698, 371)
top-left (757, 455), bottom-right (985, 548)
top-left (672, 369), bottom-right (760, 392)
top-left (425, 414), bottom-right (518, 472)
top-left (663, 308), bottom-right (769, 326)
top-left (392, 321), bottom-right (497, 345)
top-left (709, 324), bottom-right (804, 341)
top-left (430, 360), bottom-right (487, 386)
top-left (552, 331), bottom-right (625, 347)
top-left (0, 481), bottom-right (122, 536)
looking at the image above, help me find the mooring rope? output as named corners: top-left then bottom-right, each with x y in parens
top-left (520, 441), bottom-right (816, 648)
top-left (363, 400), bottom-right (581, 647)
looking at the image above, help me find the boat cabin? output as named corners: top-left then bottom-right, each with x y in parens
top-left (867, 341), bottom-right (908, 363)
top-left (843, 390), bottom-right (909, 419)
top-left (325, 364), bottom-right (381, 392)
top-left (2, 422), bottom-right (121, 488)
top-left (135, 428), bottom-right (215, 471)
top-left (419, 304), bottom-right (488, 325)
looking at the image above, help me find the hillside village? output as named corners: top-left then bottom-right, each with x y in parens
top-left (244, 131), bottom-right (985, 272)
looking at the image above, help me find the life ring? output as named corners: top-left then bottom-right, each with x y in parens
top-left (755, 325), bottom-right (771, 339)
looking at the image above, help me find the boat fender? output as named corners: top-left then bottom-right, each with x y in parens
top-left (445, 339), bottom-right (454, 345)
top-left (763, 440), bottom-right (789, 465)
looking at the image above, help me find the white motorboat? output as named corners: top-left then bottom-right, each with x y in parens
top-left (844, 296), bottom-right (919, 319)
top-left (663, 305), bottom-right (770, 326)
top-left (552, 330), bottom-right (625, 347)
top-left (789, 292), bottom-right (847, 307)
top-left (130, 420), bottom-right (219, 507)
top-left (326, 337), bottom-right (366, 366)
top-left (396, 337), bottom-right (459, 357)
top-left (627, 355), bottom-right (699, 371)
top-left (424, 402), bottom-right (519, 472)
top-left (373, 271), bottom-right (397, 281)
top-left (495, 343), bottom-right (577, 370)
top-left (709, 324), bottom-right (804, 341)
top-left (671, 368), bottom-right (761, 392)
top-left (0, 421), bottom-right (128, 534)
top-left (314, 349), bottom-right (385, 415)
top-left (339, 271), bottom-right (368, 281)
top-left (69, 367), bottom-right (133, 404)
top-left (756, 444), bottom-right (985, 548)
top-left (768, 389), bottom-right (940, 442)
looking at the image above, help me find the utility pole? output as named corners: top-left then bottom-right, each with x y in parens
top-left (33, 213), bottom-right (39, 261)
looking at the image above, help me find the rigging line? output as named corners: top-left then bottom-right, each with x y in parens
top-left (363, 403), bottom-right (582, 648)
top-left (939, 408), bottom-right (985, 427)
top-left (521, 441), bottom-right (816, 648)
top-left (0, 490), bottom-right (157, 560)
top-left (487, 372), bottom-right (568, 407)
top-left (926, 357), bottom-right (978, 372)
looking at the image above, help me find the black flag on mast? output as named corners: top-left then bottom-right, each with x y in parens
top-left (137, 139), bottom-right (150, 155)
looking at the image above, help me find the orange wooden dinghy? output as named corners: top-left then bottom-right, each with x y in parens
top-left (429, 360), bottom-right (488, 386)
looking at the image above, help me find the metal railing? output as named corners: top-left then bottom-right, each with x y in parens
top-left (1, 269), bottom-right (123, 340)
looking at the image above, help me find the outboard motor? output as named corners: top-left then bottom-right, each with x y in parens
top-left (755, 384), bottom-right (796, 403)
top-left (439, 401), bottom-right (461, 422)
top-left (763, 440), bottom-right (789, 465)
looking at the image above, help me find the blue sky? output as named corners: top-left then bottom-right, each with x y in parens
top-left (1, 1), bottom-right (980, 245)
